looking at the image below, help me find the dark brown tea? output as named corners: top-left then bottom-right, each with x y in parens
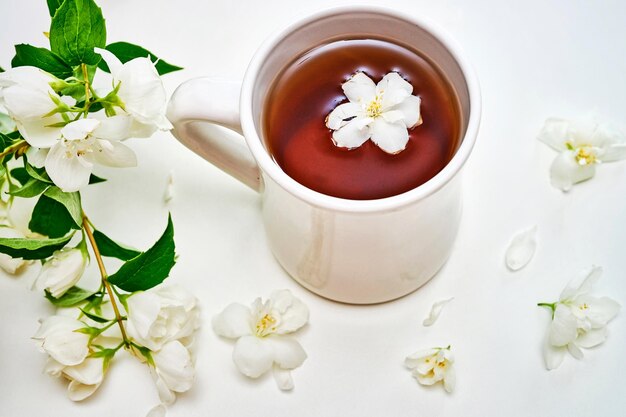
top-left (263, 39), bottom-right (461, 200)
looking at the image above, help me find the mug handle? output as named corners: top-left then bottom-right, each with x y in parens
top-left (166, 77), bottom-right (261, 191)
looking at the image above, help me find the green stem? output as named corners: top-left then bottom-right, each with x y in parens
top-left (81, 63), bottom-right (90, 116)
top-left (82, 214), bottom-right (131, 348)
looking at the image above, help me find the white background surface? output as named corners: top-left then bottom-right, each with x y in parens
top-left (1, 0), bottom-right (625, 416)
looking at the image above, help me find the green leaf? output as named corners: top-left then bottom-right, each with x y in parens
top-left (25, 162), bottom-right (53, 184)
top-left (49, 0), bottom-right (106, 66)
top-left (108, 215), bottom-right (176, 292)
top-left (79, 308), bottom-right (110, 323)
top-left (93, 229), bottom-right (141, 261)
top-left (45, 286), bottom-right (95, 307)
top-left (0, 233), bottom-right (72, 260)
top-left (0, 66), bottom-right (4, 72)
top-left (10, 167), bottom-right (30, 186)
top-left (47, 0), bottom-right (65, 17)
top-left (89, 174), bottom-right (106, 184)
top-left (8, 178), bottom-right (50, 198)
top-left (29, 195), bottom-right (79, 238)
top-left (11, 44), bottom-right (73, 79)
top-left (98, 42), bottom-right (183, 75)
top-left (43, 186), bottom-right (82, 227)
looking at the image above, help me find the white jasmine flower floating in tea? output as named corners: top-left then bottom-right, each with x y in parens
top-left (405, 345), bottom-right (455, 393)
top-left (212, 289), bottom-right (309, 391)
top-left (538, 117), bottom-right (626, 191)
top-left (325, 71), bottom-right (422, 154)
top-left (538, 266), bottom-right (620, 370)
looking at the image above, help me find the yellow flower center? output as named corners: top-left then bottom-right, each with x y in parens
top-left (579, 303), bottom-right (589, 311)
top-left (566, 142), bottom-right (597, 166)
top-left (255, 313), bottom-right (277, 337)
top-left (366, 94), bottom-right (383, 118)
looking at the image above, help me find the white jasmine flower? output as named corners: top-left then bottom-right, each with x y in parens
top-left (126, 284), bottom-right (200, 351)
top-left (44, 356), bottom-right (106, 401)
top-left (0, 226), bottom-right (28, 274)
top-left (150, 340), bottom-right (195, 405)
top-left (538, 118), bottom-right (626, 191)
top-left (540, 266), bottom-right (621, 370)
top-left (423, 297), bottom-right (454, 327)
top-left (34, 245), bottom-right (88, 298)
top-left (505, 226), bottom-right (537, 271)
top-left (325, 71), bottom-right (422, 154)
top-left (95, 48), bottom-right (173, 136)
top-left (0, 66), bottom-right (68, 148)
top-left (45, 117), bottom-right (137, 192)
top-left (212, 289), bottom-right (309, 390)
top-left (405, 346), bottom-right (455, 392)
top-left (32, 315), bottom-right (90, 366)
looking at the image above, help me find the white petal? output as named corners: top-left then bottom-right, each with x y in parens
top-left (331, 116), bottom-right (372, 149)
top-left (548, 304), bottom-right (578, 346)
top-left (116, 58), bottom-right (168, 126)
top-left (45, 142), bottom-right (93, 192)
top-left (35, 248), bottom-right (86, 298)
top-left (342, 72), bottom-right (376, 104)
top-left (574, 327), bottom-right (608, 348)
top-left (212, 303), bottom-right (252, 339)
top-left (272, 365), bottom-right (294, 391)
top-left (232, 335), bottom-right (274, 378)
top-left (387, 95), bottom-right (422, 128)
top-left (442, 365), bottom-right (455, 393)
top-left (130, 119), bottom-right (159, 138)
top-left (560, 265), bottom-right (602, 301)
top-left (25, 147), bottom-right (49, 168)
top-left (505, 226), bottom-right (537, 271)
top-left (126, 291), bottom-right (163, 349)
top-left (370, 118), bottom-right (409, 154)
top-left (543, 341), bottom-right (567, 370)
top-left (567, 342), bottom-right (584, 360)
top-left (61, 119), bottom-right (100, 141)
top-left (577, 295), bottom-right (621, 327)
top-left (538, 118), bottom-right (571, 152)
top-left (1, 83), bottom-right (56, 119)
top-left (91, 139), bottom-right (137, 168)
top-left (67, 380), bottom-right (100, 402)
top-left (270, 289), bottom-right (309, 334)
top-left (146, 404), bottom-right (167, 417)
top-left (164, 170), bottom-right (175, 204)
top-left (601, 144), bottom-right (626, 162)
top-left (0, 227), bottom-right (27, 274)
top-left (15, 114), bottom-right (64, 148)
top-left (152, 369), bottom-right (176, 405)
top-left (93, 115), bottom-right (133, 141)
top-left (64, 357), bottom-right (105, 386)
top-left (95, 48), bottom-right (123, 78)
top-left (326, 102), bottom-right (362, 130)
top-left (152, 341), bottom-right (194, 393)
top-left (266, 336), bottom-right (307, 370)
top-left (422, 297), bottom-right (454, 326)
top-left (376, 72), bottom-right (412, 109)
top-left (549, 150), bottom-right (596, 191)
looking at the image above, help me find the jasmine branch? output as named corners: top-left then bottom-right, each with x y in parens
top-left (82, 215), bottom-right (130, 347)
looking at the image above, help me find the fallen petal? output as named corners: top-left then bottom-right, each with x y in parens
top-left (505, 226), bottom-right (537, 271)
top-left (273, 365), bottom-right (294, 391)
top-left (422, 297), bottom-right (454, 326)
top-left (146, 404), bottom-right (167, 417)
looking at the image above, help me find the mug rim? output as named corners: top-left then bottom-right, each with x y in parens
top-left (240, 5), bottom-right (481, 213)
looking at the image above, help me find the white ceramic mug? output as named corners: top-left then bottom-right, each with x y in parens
top-left (167, 6), bottom-right (481, 304)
